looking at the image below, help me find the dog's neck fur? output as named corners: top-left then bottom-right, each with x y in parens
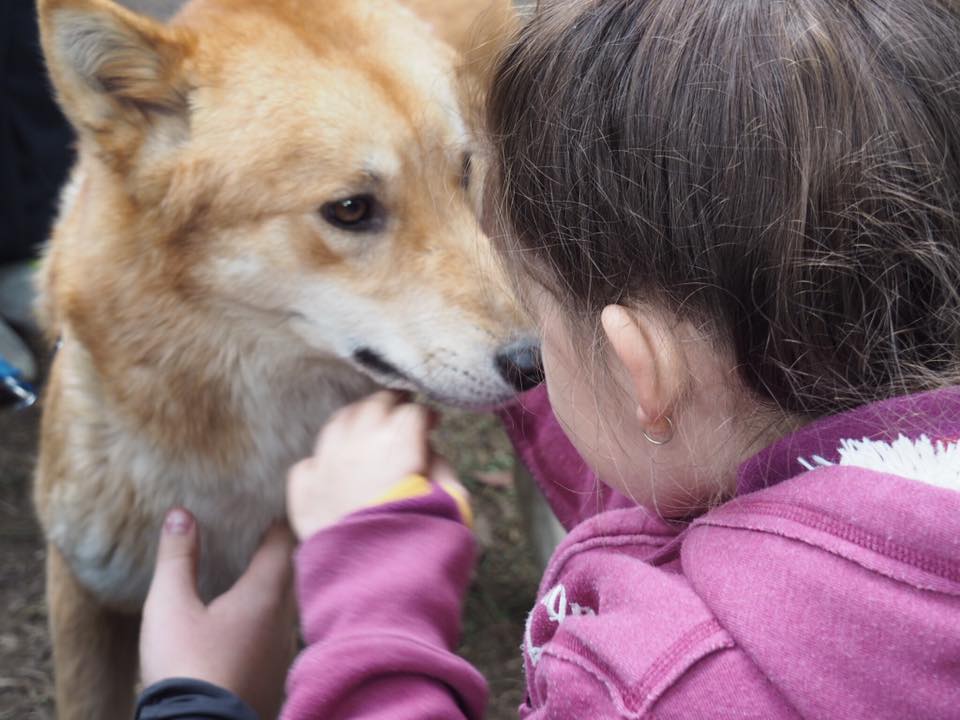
top-left (49, 330), bottom-right (373, 607)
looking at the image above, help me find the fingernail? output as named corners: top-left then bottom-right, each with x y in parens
top-left (164, 508), bottom-right (193, 535)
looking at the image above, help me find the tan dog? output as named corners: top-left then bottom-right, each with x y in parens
top-left (33, 0), bottom-right (528, 716)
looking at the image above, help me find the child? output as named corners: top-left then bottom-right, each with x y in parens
top-left (136, 0), bottom-right (960, 717)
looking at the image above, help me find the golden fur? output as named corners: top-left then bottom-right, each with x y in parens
top-left (34, 0), bottom-right (519, 716)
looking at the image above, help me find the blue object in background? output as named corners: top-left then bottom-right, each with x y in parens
top-left (0, 353), bottom-right (37, 408)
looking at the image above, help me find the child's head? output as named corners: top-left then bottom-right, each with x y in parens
top-left (487, 0), bottom-right (960, 514)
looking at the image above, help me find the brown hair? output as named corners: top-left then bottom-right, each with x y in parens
top-left (487, 0), bottom-right (960, 418)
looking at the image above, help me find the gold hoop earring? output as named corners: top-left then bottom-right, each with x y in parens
top-left (641, 416), bottom-right (674, 446)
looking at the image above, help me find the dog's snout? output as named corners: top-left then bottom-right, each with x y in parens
top-left (495, 341), bottom-right (544, 393)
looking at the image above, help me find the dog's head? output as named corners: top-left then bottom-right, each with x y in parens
top-left (38, 0), bottom-right (538, 407)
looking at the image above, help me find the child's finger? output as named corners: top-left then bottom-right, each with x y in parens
top-left (391, 401), bottom-right (433, 435)
top-left (320, 390), bottom-right (399, 431)
top-left (361, 390), bottom-right (408, 415)
top-left (146, 508), bottom-right (203, 611)
top-left (314, 391), bottom-right (408, 453)
top-left (389, 403), bottom-right (435, 466)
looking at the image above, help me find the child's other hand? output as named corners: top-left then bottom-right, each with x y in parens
top-left (287, 390), bottom-right (448, 541)
top-left (140, 509), bottom-right (296, 720)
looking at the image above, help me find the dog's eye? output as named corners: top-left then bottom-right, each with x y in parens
top-left (321, 195), bottom-right (382, 231)
top-left (460, 153), bottom-right (472, 190)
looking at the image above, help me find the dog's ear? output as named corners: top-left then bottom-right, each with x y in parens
top-left (37, 0), bottom-right (194, 146)
top-left (401, 0), bottom-right (517, 68)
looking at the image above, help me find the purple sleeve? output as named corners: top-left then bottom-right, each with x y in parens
top-left (498, 385), bottom-right (634, 530)
top-left (281, 485), bottom-right (487, 720)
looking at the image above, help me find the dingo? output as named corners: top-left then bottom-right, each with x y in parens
top-left (34, 0), bottom-right (527, 716)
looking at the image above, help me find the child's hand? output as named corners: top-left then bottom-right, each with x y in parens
top-left (287, 390), bottom-right (455, 541)
top-left (140, 509), bottom-right (296, 720)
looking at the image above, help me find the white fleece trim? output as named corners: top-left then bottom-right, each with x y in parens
top-left (798, 434), bottom-right (960, 492)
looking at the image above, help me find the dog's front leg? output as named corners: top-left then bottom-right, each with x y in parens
top-left (47, 544), bottom-right (141, 720)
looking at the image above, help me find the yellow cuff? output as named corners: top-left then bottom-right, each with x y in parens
top-left (439, 479), bottom-right (474, 529)
top-left (373, 474), bottom-right (473, 528)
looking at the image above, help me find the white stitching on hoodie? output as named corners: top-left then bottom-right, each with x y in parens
top-left (525, 583), bottom-right (597, 667)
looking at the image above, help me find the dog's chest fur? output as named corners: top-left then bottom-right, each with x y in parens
top-left (41, 337), bottom-right (376, 610)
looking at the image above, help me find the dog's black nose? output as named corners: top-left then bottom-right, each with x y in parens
top-left (495, 341), bottom-right (544, 393)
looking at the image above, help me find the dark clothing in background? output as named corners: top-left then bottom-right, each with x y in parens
top-left (0, 0), bottom-right (74, 264)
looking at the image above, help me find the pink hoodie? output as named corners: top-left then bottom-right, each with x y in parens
top-left (282, 386), bottom-right (960, 719)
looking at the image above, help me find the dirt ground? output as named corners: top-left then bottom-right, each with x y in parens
top-left (0, 329), bottom-right (541, 719)
top-left (0, 381), bottom-right (50, 720)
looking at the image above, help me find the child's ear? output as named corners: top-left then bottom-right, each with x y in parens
top-left (601, 304), bottom-right (686, 438)
top-left (38, 0), bottom-right (194, 147)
